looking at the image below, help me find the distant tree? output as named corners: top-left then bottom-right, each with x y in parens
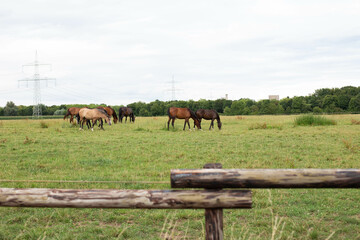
top-left (279, 98), bottom-right (292, 113)
top-left (139, 108), bottom-right (150, 116)
top-left (338, 94), bottom-right (350, 110)
top-left (0, 107), bottom-right (3, 116)
top-left (249, 105), bottom-right (259, 115)
top-left (223, 106), bottom-right (232, 115)
top-left (322, 95), bottom-right (338, 109)
top-left (340, 86), bottom-right (359, 96)
top-left (17, 105), bottom-right (33, 116)
top-left (230, 99), bottom-right (246, 115)
top-left (4, 101), bottom-right (18, 116)
top-left (196, 99), bottom-right (211, 110)
top-left (149, 100), bottom-right (165, 116)
top-left (349, 94), bottom-right (360, 112)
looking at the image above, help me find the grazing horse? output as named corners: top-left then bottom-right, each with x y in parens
top-left (97, 106), bottom-right (118, 124)
top-left (195, 109), bottom-right (222, 130)
top-left (78, 108), bottom-right (111, 131)
top-left (63, 107), bottom-right (83, 123)
top-left (119, 107), bottom-right (135, 123)
top-left (167, 107), bottom-right (201, 130)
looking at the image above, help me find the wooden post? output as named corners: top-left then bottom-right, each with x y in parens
top-left (204, 163), bottom-right (223, 240)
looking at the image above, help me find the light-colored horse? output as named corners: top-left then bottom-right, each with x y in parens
top-left (78, 108), bottom-right (111, 131)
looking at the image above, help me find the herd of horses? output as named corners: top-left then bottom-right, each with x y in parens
top-left (63, 106), bottom-right (222, 131)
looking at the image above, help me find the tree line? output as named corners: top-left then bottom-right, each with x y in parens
top-left (1, 86), bottom-right (360, 117)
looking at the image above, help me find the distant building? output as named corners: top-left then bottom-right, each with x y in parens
top-left (269, 95), bottom-right (279, 101)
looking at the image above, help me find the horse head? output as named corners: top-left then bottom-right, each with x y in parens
top-left (217, 121), bottom-right (222, 130)
top-left (194, 117), bottom-right (201, 130)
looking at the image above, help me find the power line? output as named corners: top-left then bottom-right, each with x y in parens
top-left (18, 51), bottom-right (56, 118)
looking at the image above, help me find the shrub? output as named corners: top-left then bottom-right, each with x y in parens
top-left (248, 122), bottom-right (283, 130)
top-left (40, 121), bottom-right (49, 128)
top-left (294, 115), bottom-right (336, 126)
top-left (54, 109), bottom-right (66, 115)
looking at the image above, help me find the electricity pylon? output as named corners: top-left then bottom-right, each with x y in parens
top-left (166, 75), bottom-right (181, 101)
top-left (18, 51), bottom-right (56, 118)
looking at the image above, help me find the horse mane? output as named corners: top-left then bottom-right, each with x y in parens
top-left (212, 109), bottom-right (220, 121)
top-left (107, 106), bottom-right (118, 119)
top-left (96, 108), bottom-right (110, 118)
top-left (188, 108), bottom-right (199, 121)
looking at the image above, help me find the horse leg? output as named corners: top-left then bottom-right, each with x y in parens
top-left (187, 119), bottom-right (191, 130)
top-left (70, 115), bottom-right (73, 123)
top-left (167, 118), bottom-right (171, 130)
top-left (171, 118), bottom-right (175, 128)
top-left (100, 119), bottom-right (104, 130)
top-left (125, 116), bottom-right (127, 123)
top-left (210, 119), bottom-right (214, 130)
top-left (80, 119), bottom-right (84, 130)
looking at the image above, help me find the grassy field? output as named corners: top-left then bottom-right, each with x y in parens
top-left (0, 115), bottom-right (360, 239)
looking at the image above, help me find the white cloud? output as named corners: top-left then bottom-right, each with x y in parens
top-left (0, 0), bottom-right (359, 106)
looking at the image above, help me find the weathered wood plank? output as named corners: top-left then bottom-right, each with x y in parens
top-left (205, 208), bottom-right (223, 240)
top-left (0, 188), bottom-right (252, 209)
top-left (171, 169), bottom-right (360, 188)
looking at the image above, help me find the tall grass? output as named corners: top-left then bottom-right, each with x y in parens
top-left (294, 114), bottom-right (336, 126)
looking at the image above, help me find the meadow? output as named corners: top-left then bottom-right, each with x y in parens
top-left (0, 114), bottom-right (360, 239)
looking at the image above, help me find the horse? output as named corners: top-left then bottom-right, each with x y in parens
top-left (167, 107), bottom-right (201, 130)
top-left (97, 106), bottom-right (118, 124)
top-left (119, 107), bottom-right (135, 123)
top-left (78, 108), bottom-right (111, 131)
top-left (195, 109), bottom-right (222, 130)
top-left (63, 107), bottom-right (83, 123)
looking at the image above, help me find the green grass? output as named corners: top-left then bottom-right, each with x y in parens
top-left (294, 114), bottom-right (337, 126)
top-left (0, 115), bottom-right (360, 239)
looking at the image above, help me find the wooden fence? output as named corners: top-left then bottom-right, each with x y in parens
top-left (1, 163), bottom-right (360, 240)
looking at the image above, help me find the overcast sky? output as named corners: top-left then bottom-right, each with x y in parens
top-left (0, 0), bottom-right (359, 106)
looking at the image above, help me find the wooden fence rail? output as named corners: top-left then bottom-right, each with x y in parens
top-left (1, 165), bottom-right (360, 240)
top-left (0, 188), bottom-right (251, 209)
top-left (171, 168), bottom-right (360, 188)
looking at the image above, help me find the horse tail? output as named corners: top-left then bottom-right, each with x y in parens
top-left (75, 113), bottom-right (80, 124)
top-left (167, 108), bottom-right (171, 117)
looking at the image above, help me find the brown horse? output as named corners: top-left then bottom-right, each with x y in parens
top-left (119, 107), bottom-right (135, 123)
top-left (167, 107), bottom-right (201, 130)
top-left (78, 108), bottom-right (111, 131)
top-left (195, 109), bottom-right (222, 130)
top-left (63, 107), bottom-right (83, 123)
top-left (97, 106), bottom-right (118, 124)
